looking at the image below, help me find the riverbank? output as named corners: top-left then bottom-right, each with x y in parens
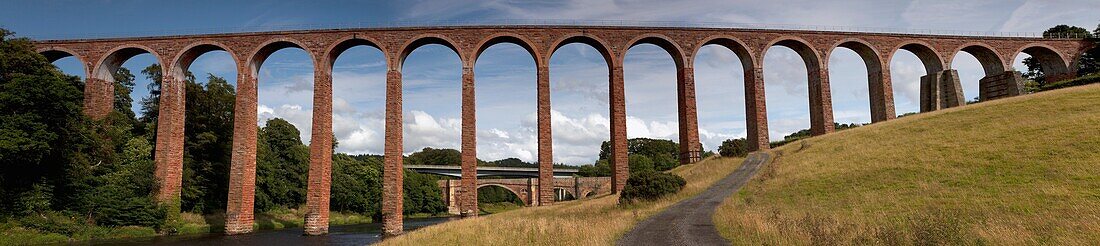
top-left (378, 156), bottom-right (745, 245)
top-left (0, 208), bottom-right (447, 245)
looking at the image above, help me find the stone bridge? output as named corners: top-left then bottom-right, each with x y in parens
top-left (31, 24), bottom-right (1094, 236)
top-left (438, 177), bottom-right (612, 215)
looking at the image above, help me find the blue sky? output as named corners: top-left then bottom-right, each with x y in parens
top-left (3, 0), bottom-right (1097, 165)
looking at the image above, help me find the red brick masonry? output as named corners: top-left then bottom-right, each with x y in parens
top-left (33, 26), bottom-right (1093, 236)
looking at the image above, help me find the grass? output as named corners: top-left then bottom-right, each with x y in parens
top-left (379, 156), bottom-right (746, 246)
top-left (478, 202), bottom-right (524, 215)
top-left (714, 84), bottom-right (1100, 245)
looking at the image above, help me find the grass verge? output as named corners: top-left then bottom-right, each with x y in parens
top-left (378, 156), bottom-right (745, 246)
top-left (714, 84), bottom-right (1100, 244)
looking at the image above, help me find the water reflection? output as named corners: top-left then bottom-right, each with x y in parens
top-left (74, 217), bottom-right (454, 246)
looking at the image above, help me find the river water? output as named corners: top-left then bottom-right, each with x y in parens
top-left (72, 217), bottom-right (455, 246)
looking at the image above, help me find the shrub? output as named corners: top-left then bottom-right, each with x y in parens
top-left (618, 171), bottom-right (686, 204)
top-left (718, 138), bottom-right (750, 157)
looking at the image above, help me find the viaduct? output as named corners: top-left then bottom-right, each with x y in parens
top-left (31, 25), bottom-right (1093, 236)
top-left (438, 176), bottom-right (612, 215)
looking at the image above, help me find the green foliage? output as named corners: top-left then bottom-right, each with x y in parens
top-left (330, 154), bottom-right (383, 214)
top-left (179, 74), bottom-right (236, 213)
top-left (770, 123), bottom-right (863, 148)
top-left (403, 170), bottom-right (446, 215)
top-left (628, 154), bottom-right (655, 174)
top-left (1024, 24), bottom-right (1100, 83)
top-left (0, 29), bottom-right (103, 217)
top-left (404, 147), bottom-right (461, 165)
top-left (1041, 73), bottom-right (1100, 91)
top-left (598, 138), bottom-right (680, 172)
top-left (718, 138), bottom-right (750, 157)
top-left (617, 171), bottom-right (686, 205)
top-left (578, 159), bottom-right (611, 177)
top-left (254, 118), bottom-right (310, 212)
top-left (87, 138), bottom-right (165, 228)
top-left (477, 186), bottom-right (522, 205)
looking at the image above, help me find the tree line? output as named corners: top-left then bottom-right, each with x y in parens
top-left (0, 29), bottom-right (445, 236)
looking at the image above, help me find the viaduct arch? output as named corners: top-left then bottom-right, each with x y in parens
top-left (32, 25), bottom-right (1093, 236)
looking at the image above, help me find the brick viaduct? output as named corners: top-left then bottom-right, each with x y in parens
top-left (438, 177), bottom-right (612, 215)
top-left (32, 25), bottom-right (1093, 236)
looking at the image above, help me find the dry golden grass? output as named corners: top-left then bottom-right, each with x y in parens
top-left (715, 84), bottom-right (1100, 245)
top-left (379, 156), bottom-right (745, 246)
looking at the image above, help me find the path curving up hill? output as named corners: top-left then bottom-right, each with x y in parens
top-left (618, 152), bottom-right (771, 246)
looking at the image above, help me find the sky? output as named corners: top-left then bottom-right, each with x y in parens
top-left (3, 0), bottom-right (1097, 165)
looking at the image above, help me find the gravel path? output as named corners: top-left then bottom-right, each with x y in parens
top-left (617, 152), bottom-right (771, 246)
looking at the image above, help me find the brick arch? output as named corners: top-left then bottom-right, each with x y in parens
top-left (472, 33), bottom-right (540, 67)
top-left (892, 41), bottom-right (946, 75)
top-left (831, 38), bottom-right (884, 71)
top-left (171, 41), bottom-right (239, 80)
top-left (950, 43), bottom-right (1007, 75)
top-left (37, 46), bottom-right (88, 77)
top-left (548, 33), bottom-right (616, 69)
top-left (831, 38), bottom-right (894, 122)
top-left (1012, 43), bottom-right (1071, 77)
top-left (93, 44), bottom-right (165, 81)
top-left (324, 35), bottom-right (388, 69)
top-left (762, 36), bottom-right (823, 71)
top-left (247, 38), bottom-right (316, 77)
top-left (397, 34), bottom-right (464, 70)
top-left (622, 34), bottom-right (686, 69)
top-left (476, 183), bottom-right (527, 204)
top-left (693, 35), bottom-right (757, 70)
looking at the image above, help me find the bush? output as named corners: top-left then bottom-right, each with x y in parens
top-left (718, 138), bottom-right (750, 157)
top-left (618, 171), bottom-right (686, 204)
top-left (1041, 73), bottom-right (1100, 91)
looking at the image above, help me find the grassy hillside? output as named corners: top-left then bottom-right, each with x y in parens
top-left (715, 84), bottom-right (1100, 244)
top-left (379, 156), bottom-right (745, 246)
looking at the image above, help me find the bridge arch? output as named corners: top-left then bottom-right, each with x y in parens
top-left (762, 36), bottom-right (832, 135)
top-left (38, 46), bottom-right (84, 63)
top-left (398, 34), bottom-right (464, 70)
top-left (891, 41), bottom-right (946, 75)
top-left (548, 33), bottom-right (615, 69)
top-left (325, 35), bottom-right (388, 69)
top-left (476, 183), bottom-right (527, 205)
top-left (950, 43), bottom-right (1007, 75)
top-left (694, 36), bottom-right (757, 70)
top-left (829, 38), bottom-right (891, 122)
top-left (692, 36), bottom-right (759, 150)
top-left (473, 33), bottom-right (540, 67)
top-left (93, 44), bottom-right (165, 82)
top-left (38, 46), bottom-right (88, 78)
top-left (247, 38), bottom-right (316, 77)
top-left (1012, 43), bottom-right (1071, 81)
top-left (622, 34), bottom-right (687, 68)
top-left (171, 41), bottom-right (239, 80)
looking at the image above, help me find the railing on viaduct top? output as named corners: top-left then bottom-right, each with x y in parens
top-left (25, 19), bottom-right (1093, 41)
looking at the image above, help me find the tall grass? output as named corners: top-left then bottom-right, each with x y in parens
top-left (379, 156), bottom-right (745, 245)
top-left (714, 84), bottom-right (1100, 245)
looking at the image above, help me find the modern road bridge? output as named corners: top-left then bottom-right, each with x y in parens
top-left (406, 165), bottom-right (579, 178)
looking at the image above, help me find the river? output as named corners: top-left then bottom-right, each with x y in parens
top-left (71, 217), bottom-right (455, 246)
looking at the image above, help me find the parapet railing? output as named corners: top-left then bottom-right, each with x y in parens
top-left (25, 19), bottom-right (1094, 41)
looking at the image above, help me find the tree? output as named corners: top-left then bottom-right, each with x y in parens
top-left (179, 74), bottom-right (236, 213)
top-left (404, 147), bottom-right (462, 166)
top-left (628, 154), bottom-right (655, 174)
top-left (254, 118), bottom-right (310, 212)
top-left (598, 138), bottom-right (680, 171)
top-left (718, 138), bottom-right (749, 157)
top-left (1025, 25), bottom-right (1097, 84)
top-left (0, 29), bottom-right (105, 215)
